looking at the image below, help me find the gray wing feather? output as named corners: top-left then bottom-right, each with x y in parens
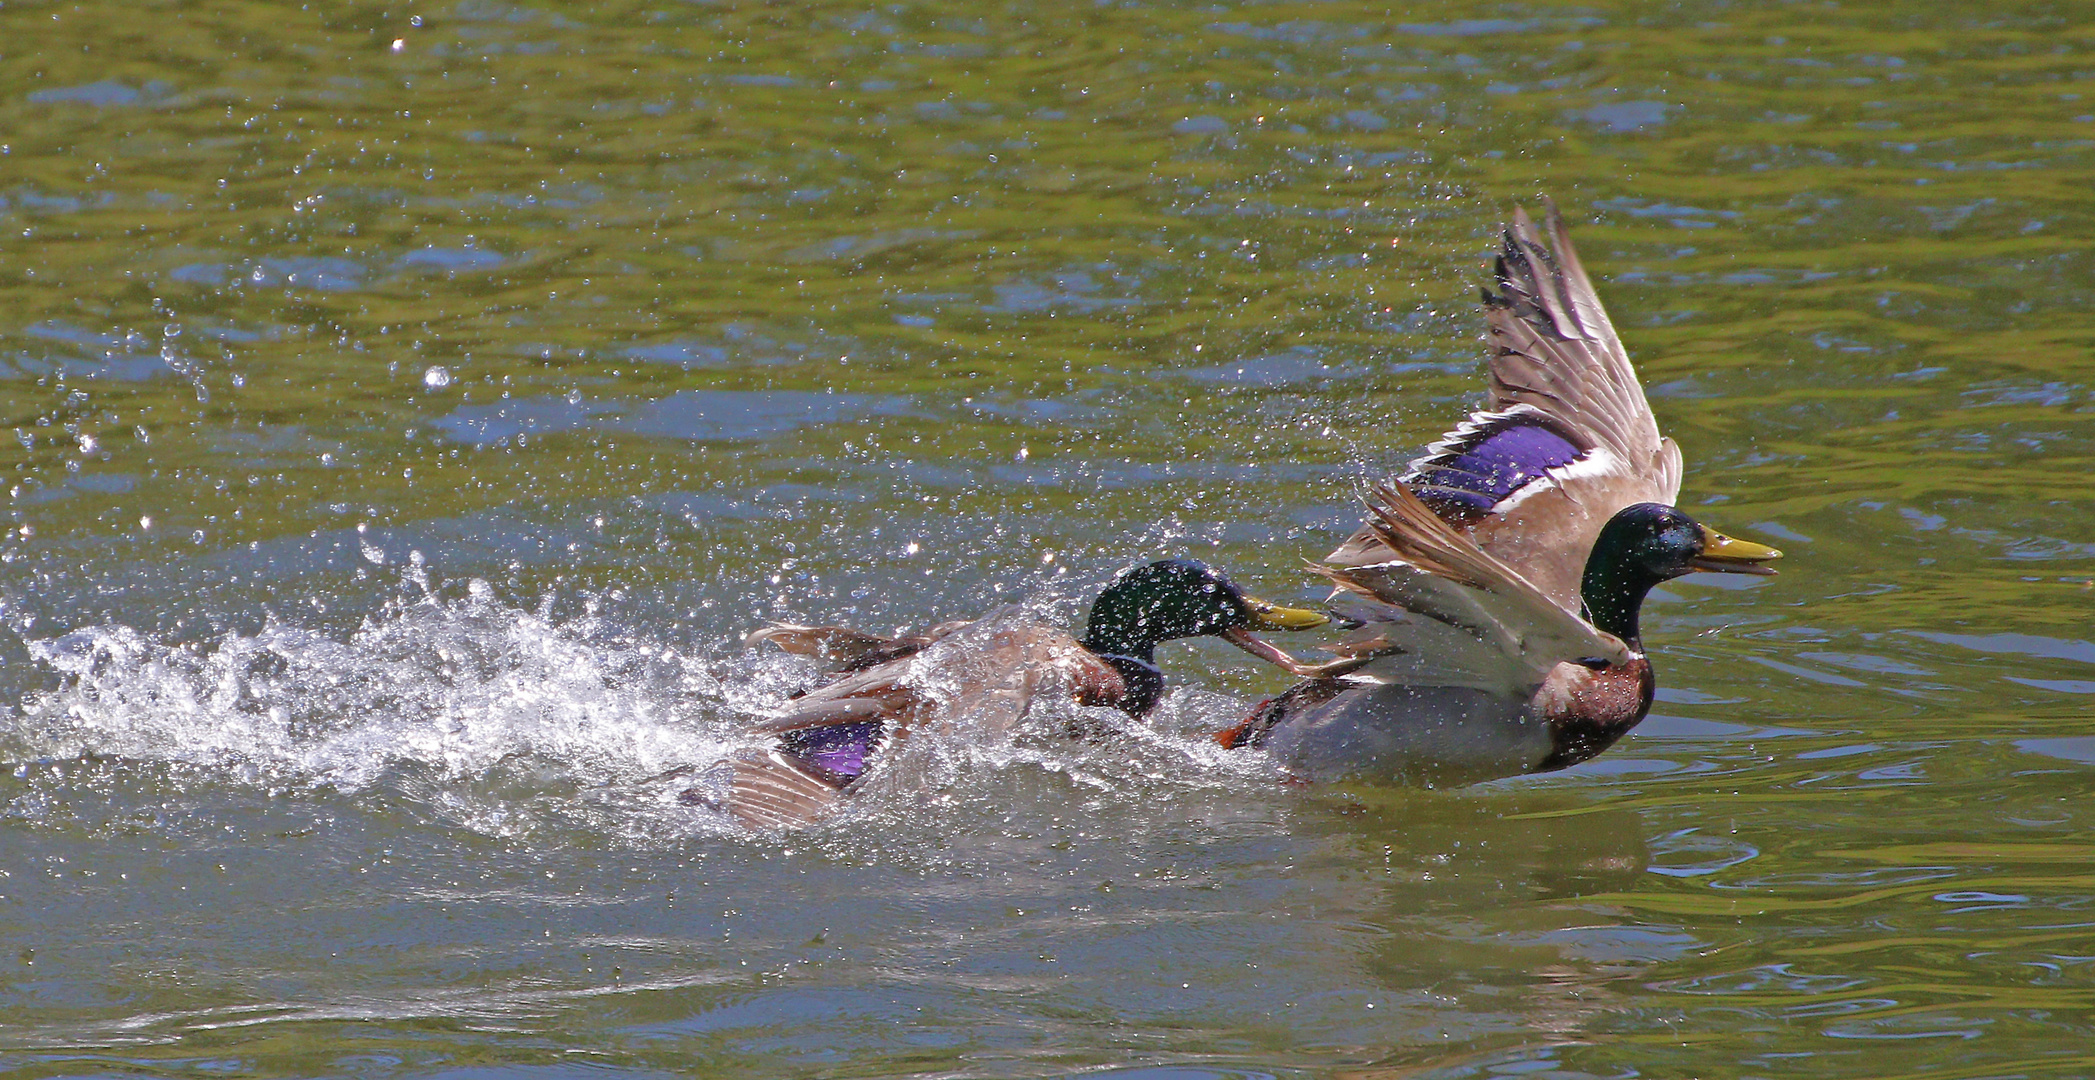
top-left (1482, 201), bottom-right (1678, 493)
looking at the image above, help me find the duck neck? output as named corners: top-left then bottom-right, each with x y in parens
top-left (1081, 614), bottom-right (1167, 716)
top-left (1095, 654), bottom-right (1165, 716)
top-left (1578, 552), bottom-right (1663, 649)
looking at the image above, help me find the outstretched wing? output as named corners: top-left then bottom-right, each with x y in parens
top-left (1481, 201), bottom-right (1675, 482)
top-left (1320, 482), bottom-right (1631, 696)
top-left (1329, 201), bottom-right (1683, 609)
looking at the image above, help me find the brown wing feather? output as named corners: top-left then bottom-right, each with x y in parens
top-left (1324, 482), bottom-right (1632, 689)
top-left (1328, 201), bottom-right (1682, 610)
top-left (716, 749), bottom-right (849, 830)
top-left (749, 693), bottom-right (903, 735)
top-left (1485, 202), bottom-right (1664, 465)
top-left (746, 619), bottom-right (971, 673)
top-left (1356, 481), bottom-right (1502, 590)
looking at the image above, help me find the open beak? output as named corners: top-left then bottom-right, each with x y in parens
top-left (1218, 597), bottom-right (1331, 676)
top-left (1220, 627), bottom-right (1329, 676)
top-left (1241, 596), bottom-right (1331, 632)
top-left (1688, 527), bottom-right (1783, 576)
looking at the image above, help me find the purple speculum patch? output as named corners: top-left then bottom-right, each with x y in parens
top-left (781, 720), bottom-right (885, 782)
top-left (1409, 416), bottom-right (1584, 517)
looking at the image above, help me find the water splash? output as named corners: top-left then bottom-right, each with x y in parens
top-left (6, 584), bottom-right (745, 821)
top-left (3, 582), bottom-right (1279, 844)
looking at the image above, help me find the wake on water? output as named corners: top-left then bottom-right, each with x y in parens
top-left (0, 578), bottom-right (1281, 845)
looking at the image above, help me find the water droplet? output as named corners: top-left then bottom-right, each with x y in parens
top-left (423, 365), bottom-right (452, 390)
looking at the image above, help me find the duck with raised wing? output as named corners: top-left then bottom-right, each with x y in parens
top-left (693, 559), bottom-right (1327, 829)
top-left (1220, 202), bottom-right (1782, 782)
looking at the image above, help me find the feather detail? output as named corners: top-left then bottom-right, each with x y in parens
top-left (707, 749), bottom-right (850, 830)
top-left (1327, 201), bottom-right (1682, 609)
top-left (750, 676), bottom-right (925, 736)
top-left (1315, 482), bottom-right (1632, 694)
top-left (1405, 406), bottom-right (1590, 524)
top-left (1485, 202), bottom-right (1660, 464)
top-left (720, 617), bottom-right (1142, 829)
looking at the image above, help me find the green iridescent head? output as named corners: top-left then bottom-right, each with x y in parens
top-left (1581, 504), bottom-right (1782, 643)
top-left (1080, 558), bottom-right (1326, 663)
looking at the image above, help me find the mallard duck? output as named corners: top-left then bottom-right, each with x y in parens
top-left (691, 559), bottom-right (1327, 829)
top-left (1219, 202), bottom-right (1782, 782)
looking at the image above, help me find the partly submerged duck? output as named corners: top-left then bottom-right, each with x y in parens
top-left (1220, 202), bottom-right (1782, 782)
top-left (692, 559), bottom-right (1327, 829)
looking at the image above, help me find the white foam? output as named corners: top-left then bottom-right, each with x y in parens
top-left (12, 587), bottom-right (747, 791)
top-left (6, 586), bottom-right (1292, 843)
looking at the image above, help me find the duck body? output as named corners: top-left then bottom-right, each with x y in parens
top-left (1230, 657), bottom-right (1653, 785)
top-left (1231, 202), bottom-right (1780, 782)
top-left (698, 559), bottom-right (1325, 829)
top-left (1229, 485), bottom-right (1724, 782)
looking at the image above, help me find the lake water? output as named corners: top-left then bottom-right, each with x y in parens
top-left (4, 2), bottom-right (2094, 1077)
